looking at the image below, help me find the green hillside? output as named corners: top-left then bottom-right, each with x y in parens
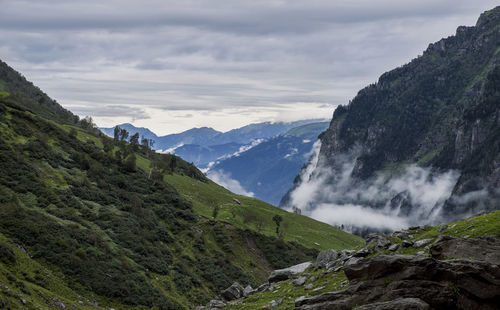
top-left (0, 61), bottom-right (361, 309)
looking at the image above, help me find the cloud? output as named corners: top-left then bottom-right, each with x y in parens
top-left (285, 143), bottom-right (461, 233)
top-left (0, 1), bottom-right (497, 134)
top-left (206, 170), bottom-right (254, 197)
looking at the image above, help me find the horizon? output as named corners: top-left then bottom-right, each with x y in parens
top-left (1, 1), bottom-right (498, 134)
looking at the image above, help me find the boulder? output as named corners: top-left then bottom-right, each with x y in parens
top-left (413, 238), bottom-right (433, 248)
top-left (293, 276), bottom-right (307, 286)
top-left (268, 262), bottom-right (312, 282)
top-left (388, 244), bottom-right (399, 252)
top-left (316, 249), bottom-right (338, 267)
top-left (243, 285), bottom-right (254, 297)
top-left (401, 240), bottom-right (414, 248)
top-left (437, 224), bottom-right (448, 232)
top-left (430, 235), bottom-right (500, 264)
top-left (206, 299), bottom-right (226, 308)
top-left (355, 298), bottom-right (430, 310)
top-left (365, 234), bottom-right (391, 252)
top-left (296, 255), bottom-right (500, 310)
top-left (220, 282), bottom-right (244, 301)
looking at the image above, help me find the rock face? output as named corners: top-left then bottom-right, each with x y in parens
top-left (296, 255), bottom-right (500, 310)
top-left (281, 6), bottom-right (500, 231)
top-left (316, 249), bottom-right (338, 268)
top-left (430, 236), bottom-right (500, 264)
top-left (268, 262), bottom-right (312, 282)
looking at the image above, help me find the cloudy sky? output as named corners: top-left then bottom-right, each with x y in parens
top-left (1, 0), bottom-right (497, 134)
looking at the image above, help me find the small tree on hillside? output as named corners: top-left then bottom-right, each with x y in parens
top-left (124, 154), bottom-right (136, 172)
top-left (272, 215), bottom-right (283, 236)
top-left (212, 205), bottom-right (220, 220)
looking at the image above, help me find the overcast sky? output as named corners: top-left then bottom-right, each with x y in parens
top-left (0, 1), bottom-right (497, 134)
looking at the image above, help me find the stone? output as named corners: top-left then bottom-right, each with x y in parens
top-left (243, 285), bottom-right (254, 297)
top-left (316, 249), bottom-right (338, 267)
top-left (353, 248), bottom-right (370, 257)
top-left (312, 286), bottom-right (325, 292)
top-left (344, 257), bottom-right (362, 267)
top-left (270, 298), bottom-right (283, 307)
top-left (257, 283), bottom-right (269, 292)
top-left (220, 282), bottom-right (244, 301)
top-left (295, 296), bottom-right (306, 303)
top-left (304, 284), bottom-right (313, 290)
top-left (355, 298), bottom-right (430, 310)
top-left (437, 223), bottom-right (448, 232)
top-left (414, 238), bottom-right (433, 248)
top-left (365, 234), bottom-right (391, 252)
top-left (268, 262), bottom-right (312, 282)
top-left (388, 244), bottom-right (399, 251)
top-left (206, 299), bottom-right (226, 308)
top-left (402, 240), bottom-right (414, 248)
top-left (296, 254), bottom-right (500, 310)
top-left (293, 276), bottom-right (307, 286)
top-left (430, 235), bottom-right (500, 264)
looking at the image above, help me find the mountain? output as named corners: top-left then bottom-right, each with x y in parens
top-left (0, 61), bottom-right (361, 309)
top-left (208, 122), bottom-right (330, 205)
top-left (172, 142), bottom-right (243, 168)
top-left (282, 6), bottom-right (500, 234)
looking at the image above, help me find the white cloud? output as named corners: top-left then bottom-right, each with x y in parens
top-left (206, 170), bottom-right (254, 197)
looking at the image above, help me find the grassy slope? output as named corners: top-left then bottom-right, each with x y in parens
top-left (0, 100), bottom-right (360, 309)
top-left (161, 174), bottom-right (362, 251)
top-left (62, 123), bottom-right (362, 251)
top-left (226, 210), bottom-right (500, 309)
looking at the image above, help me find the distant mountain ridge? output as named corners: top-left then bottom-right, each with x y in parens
top-left (208, 122), bottom-right (330, 205)
top-left (100, 119), bottom-right (325, 151)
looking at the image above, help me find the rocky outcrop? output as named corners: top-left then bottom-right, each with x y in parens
top-left (220, 282), bottom-right (245, 301)
top-left (296, 255), bottom-right (500, 310)
top-left (430, 235), bottom-right (500, 264)
top-left (268, 262), bottom-right (312, 282)
top-left (355, 298), bottom-right (430, 310)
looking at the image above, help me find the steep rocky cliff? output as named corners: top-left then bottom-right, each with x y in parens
top-left (281, 7), bottom-right (500, 233)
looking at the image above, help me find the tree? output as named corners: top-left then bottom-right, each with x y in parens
top-left (119, 128), bottom-right (129, 141)
top-left (124, 154), bottom-right (136, 172)
top-left (130, 133), bottom-right (139, 145)
top-left (272, 215), bottom-right (283, 235)
top-left (113, 126), bottom-right (121, 141)
top-left (212, 205), bottom-right (220, 220)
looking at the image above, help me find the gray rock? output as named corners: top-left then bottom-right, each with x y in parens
top-left (243, 285), bottom-right (254, 297)
top-left (257, 283), bottom-right (269, 292)
top-left (296, 254), bottom-right (500, 310)
top-left (304, 283), bottom-right (313, 290)
top-left (388, 244), bottom-right (399, 251)
top-left (293, 276), bottom-right (307, 286)
top-left (355, 298), bottom-right (430, 310)
top-left (220, 282), bottom-right (244, 301)
top-left (353, 248), bottom-right (370, 257)
top-left (316, 249), bottom-right (338, 267)
top-left (414, 238), bottom-right (433, 248)
top-left (392, 230), bottom-right (410, 239)
top-left (402, 240), bottom-right (414, 248)
top-left (365, 234), bottom-right (391, 252)
top-left (206, 299), bottom-right (226, 308)
top-left (270, 298), bottom-right (283, 307)
top-left (338, 249), bottom-right (355, 261)
top-left (430, 235), bottom-right (500, 264)
top-left (344, 257), bottom-right (362, 267)
top-left (268, 262), bottom-right (312, 282)
top-left (437, 223), bottom-right (448, 232)
top-left (295, 296), bottom-right (306, 303)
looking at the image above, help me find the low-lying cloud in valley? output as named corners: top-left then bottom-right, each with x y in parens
top-left (285, 142), bottom-right (461, 233)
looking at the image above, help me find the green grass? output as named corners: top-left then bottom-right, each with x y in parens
top-left (226, 268), bottom-right (348, 309)
top-left (162, 173), bottom-right (363, 250)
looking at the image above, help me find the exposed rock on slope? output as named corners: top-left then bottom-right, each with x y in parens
top-left (281, 6), bottom-right (500, 233)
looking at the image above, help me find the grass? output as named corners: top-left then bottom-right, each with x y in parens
top-left (162, 173), bottom-right (363, 250)
top-left (226, 268), bottom-right (348, 309)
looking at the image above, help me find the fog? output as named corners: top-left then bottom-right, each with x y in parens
top-left (206, 169), bottom-right (254, 197)
top-left (285, 142), bottom-right (461, 233)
